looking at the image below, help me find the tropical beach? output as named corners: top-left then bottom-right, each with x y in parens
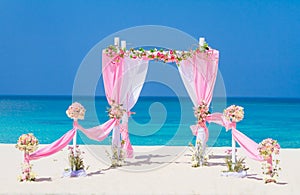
top-left (1, 0), bottom-right (300, 194)
top-left (1, 144), bottom-right (299, 194)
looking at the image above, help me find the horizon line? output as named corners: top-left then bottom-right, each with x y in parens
top-left (0, 94), bottom-right (299, 100)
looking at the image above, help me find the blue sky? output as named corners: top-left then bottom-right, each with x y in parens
top-left (0, 0), bottom-right (299, 98)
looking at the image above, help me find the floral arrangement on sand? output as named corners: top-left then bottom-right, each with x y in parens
top-left (193, 100), bottom-right (210, 123)
top-left (106, 140), bottom-right (126, 168)
top-left (68, 146), bottom-right (86, 171)
top-left (66, 102), bottom-right (86, 121)
top-left (104, 41), bottom-right (211, 65)
top-left (223, 157), bottom-right (249, 173)
top-left (258, 138), bottom-right (281, 183)
top-left (63, 145), bottom-right (88, 177)
top-left (16, 133), bottom-right (39, 182)
top-left (107, 100), bottom-right (126, 120)
top-left (189, 140), bottom-right (208, 167)
top-left (223, 105), bottom-right (244, 123)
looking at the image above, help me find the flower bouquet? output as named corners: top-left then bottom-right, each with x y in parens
top-left (223, 105), bottom-right (244, 123)
top-left (107, 100), bottom-right (126, 120)
top-left (66, 102), bottom-right (86, 121)
top-left (258, 138), bottom-right (281, 183)
top-left (15, 133), bottom-right (39, 182)
top-left (16, 133), bottom-right (39, 153)
top-left (193, 100), bottom-right (210, 123)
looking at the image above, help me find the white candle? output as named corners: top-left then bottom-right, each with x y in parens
top-left (114, 37), bottom-right (120, 47)
top-left (121, 40), bottom-right (126, 50)
top-left (199, 37), bottom-right (205, 46)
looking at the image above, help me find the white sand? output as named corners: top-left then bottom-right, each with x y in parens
top-left (0, 144), bottom-right (299, 194)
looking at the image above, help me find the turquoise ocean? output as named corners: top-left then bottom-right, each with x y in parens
top-left (0, 96), bottom-right (299, 148)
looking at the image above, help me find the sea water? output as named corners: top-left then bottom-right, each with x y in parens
top-left (0, 96), bottom-right (299, 148)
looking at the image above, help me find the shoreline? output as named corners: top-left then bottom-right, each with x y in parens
top-left (1, 144), bottom-right (299, 194)
top-left (3, 142), bottom-right (300, 149)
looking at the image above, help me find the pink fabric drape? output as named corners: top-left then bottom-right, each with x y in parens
top-left (206, 113), bottom-right (264, 161)
top-left (101, 54), bottom-right (148, 158)
top-left (28, 122), bottom-right (77, 161)
top-left (77, 119), bottom-right (117, 141)
top-left (120, 122), bottom-right (133, 157)
top-left (179, 50), bottom-right (219, 142)
top-left (102, 53), bottom-right (124, 105)
top-left (232, 127), bottom-right (264, 161)
top-left (118, 57), bottom-right (149, 158)
top-left (75, 54), bottom-right (124, 151)
top-left (77, 53), bottom-right (148, 158)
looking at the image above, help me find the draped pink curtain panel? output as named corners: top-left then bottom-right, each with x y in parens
top-left (178, 50), bottom-right (219, 143)
top-left (77, 54), bottom-right (149, 158)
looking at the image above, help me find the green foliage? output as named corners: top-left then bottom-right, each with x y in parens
top-left (104, 41), bottom-right (212, 67)
top-left (189, 140), bottom-right (208, 167)
top-left (105, 137), bottom-right (126, 168)
top-left (224, 156), bottom-right (249, 172)
top-left (68, 146), bottom-right (85, 171)
top-left (105, 145), bottom-right (125, 168)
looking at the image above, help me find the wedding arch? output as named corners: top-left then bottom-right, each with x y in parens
top-left (25, 37), bottom-right (264, 167)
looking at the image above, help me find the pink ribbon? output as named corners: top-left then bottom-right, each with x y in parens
top-left (190, 122), bottom-right (209, 143)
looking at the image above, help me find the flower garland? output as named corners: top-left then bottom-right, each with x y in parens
top-left (258, 138), bottom-right (281, 183)
top-left (104, 42), bottom-right (211, 65)
top-left (16, 133), bottom-right (39, 153)
top-left (223, 105), bottom-right (244, 123)
top-left (107, 100), bottom-right (126, 120)
top-left (193, 100), bottom-right (210, 123)
top-left (66, 102), bottom-right (86, 121)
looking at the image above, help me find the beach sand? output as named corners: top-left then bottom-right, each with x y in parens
top-left (0, 144), bottom-right (299, 194)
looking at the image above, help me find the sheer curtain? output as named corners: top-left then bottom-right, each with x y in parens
top-left (178, 50), bottom-right (219, 148)
top-left (78, 54), bottom-right (148, 158)
top-left (118, 57), bottom-right (149, 157)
